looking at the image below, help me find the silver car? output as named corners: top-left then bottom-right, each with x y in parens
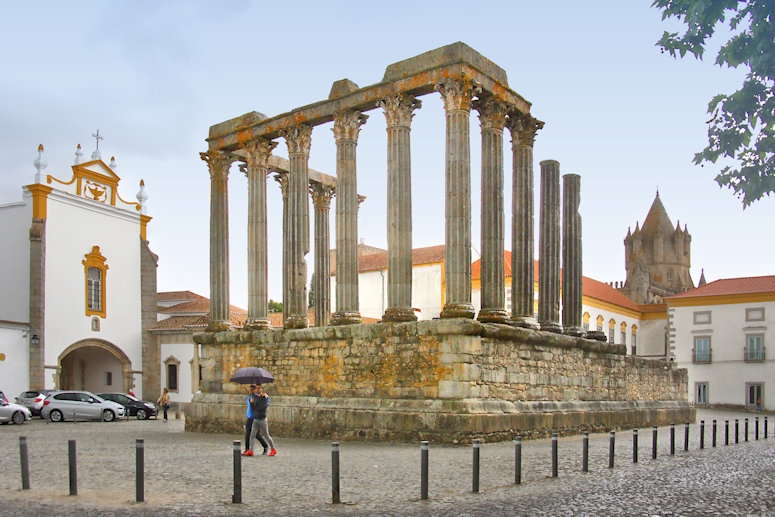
top-left (15, 389), bottom-right (59, 416)
top-left (41, 391), bottom-right (125, 422)
top-left (0, 400), bottom-right (32, 424)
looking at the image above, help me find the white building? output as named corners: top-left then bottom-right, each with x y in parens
top-left (0, 143), bottom-right (158, 401)
top-left (667, 275), bottom-right (775, 411)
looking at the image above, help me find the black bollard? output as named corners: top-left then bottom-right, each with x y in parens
top-left (331, 442), bottom-right (340, 504)
top-left (608, 431), bottom-right (615, 469)
top-left (551, 433), bottom-right (558, 477)
top-left (472, 439), bottom-right (480, 493)
top-left (745, 418), bottom-right (749, 442)
top-left (670, 424), bottom-right (675, 455)
top-left (68, 440), bottom-right (77, 496)
top-left (19, 436), bottom-right (30, 490)
top-left (700, 421), bottom-right (705, 450)
top-left (421, 441), bottom-right (429, 500)
top-left (735, 419), bottom-right (739, 444)
top-left (232, 440), bottom-right (241, 504)
top-left (756, 417), bottom-right (760, 441)
top-left (582, 432), bottom-right (589, 472)
top-left (633, 429), bottom-right (638, 463)
top-left (725, 420), bottom-right (729, 445)
top-left (136, 439), bottom-right (144, 503)
top-left (712, 420), bottom-right (717, 447)
top-left (514, 436), bottom-right (522, 484)
top-left (652, 426), bottom-right (658, 459)
top-left (684, 422), bottom-right (690, 452)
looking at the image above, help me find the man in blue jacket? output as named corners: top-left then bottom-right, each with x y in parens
top-left (242, 384), bottom-right (267, 456)
top-left (250, 384), bottom-right (277, 456)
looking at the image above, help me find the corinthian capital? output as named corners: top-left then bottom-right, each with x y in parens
top-left (273, 172), bottom-right (288, 199)
top-left (242, 138), bottom-right (278, 171)
top-left (473, 96), bottom-right (508, 131)
top-left (506, 113), bottom-right (545, 148)
top-left (378, 93), bottom-right (422, 127)
top-left (332, 110), bottom-right (369, 142)
top-left (200, 150), bottom-right (232, 180)
top-left (310, 182), bottom-right (335, 210)
top-left (281, 124), bottom-right (313, 156)
top-left (435, 77), bottom-right (481, 112)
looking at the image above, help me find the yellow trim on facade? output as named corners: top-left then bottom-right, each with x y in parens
top-left (582, 297), bottom-right (642, 319)
top-left (140, 214), bottom-right (152, 241)
top-left (26, 184), bottom-right (53, 220)
top-left (668, 292), bottom-right (775, 307)
top-left (641, 310), bottom-right (668, 320)
top-left (82, 246), bottom-right (108, 319)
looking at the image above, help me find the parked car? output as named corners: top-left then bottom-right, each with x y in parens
top-left (15, 389), bottom-right (59, 416)
top-left (0, 400), bottom-right (32, 424)
top-left (97, 392), bottom-right (158, 420)
top-left (0, 390), bottom-right (8, 404)
top-left (41, 391), bottom-right (125, 422)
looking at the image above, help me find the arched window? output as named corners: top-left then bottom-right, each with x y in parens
top-left (582, 312), bottom-right (591, 332)
top-left (631, 324), bottom-right (638, 355)
top-left (620, 322), bottom-right (627, 346)
top-left (608, 319), bottom-right (616, 344)
top-left (82, 246), bottom-right (108, 318)
top-left (596, 315), bottom-right (604, 332)
top-left (164, 356), bottom-right (180, 392)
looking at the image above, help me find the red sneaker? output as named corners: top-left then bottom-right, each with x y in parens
top-left (268, 448), bottom-right (277, 457)
top-left (242, 450), bottom-right (254, 457)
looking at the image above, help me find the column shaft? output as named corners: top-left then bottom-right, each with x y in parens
top-left (538, 160), bottom-right (563, 333)
top-left (242, 139), bottom-right (277, 330)
top-left (201, 150), bottom-right (232, 331)
top-left (379, 94), bottom-right (420, 322)
top-left (562, 174), bottom-right (583, 335)
top-left (282, 125), bottom-right (313, 329)
top-left (311, 183), bottom-right (334, 327)
top-left (331, 110), bottom-right (367, 325)
top-left (437, 78), bottom-right (478, 319)
top-left (507, 115), bottom-right (543, 329)
top-left (475, 97), bottom-right (508, 323)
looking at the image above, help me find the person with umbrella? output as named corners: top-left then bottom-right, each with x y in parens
top-left (242, 384), bottom-right (267, 457)
top-left (250, 384), bottom-right (277, 456)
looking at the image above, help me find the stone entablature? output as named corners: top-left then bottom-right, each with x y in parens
top-left (187, 320), bottom-right (693, 442)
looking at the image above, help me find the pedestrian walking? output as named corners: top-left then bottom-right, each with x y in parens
top-left (242, 384), bottom-right (267, 456)
top-left (251, 384), bottom-right (277, 456)
top-left (157, 388), bottom-right (170, 421)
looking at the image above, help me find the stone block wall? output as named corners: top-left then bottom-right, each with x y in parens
top-left (186, 319), bottom-right (693, 443)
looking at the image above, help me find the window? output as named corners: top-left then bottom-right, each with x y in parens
top-left (745, 335), bottom-right (764, 361)
top-left (693, 336), bottom-right (711, 363)
top-left (620, 322), bottom-right (627, 346)
top-left (696, 383), bottom-right (708, 404)
top-left (693, 311), bottom-right (711, 325)
top-left (746, 307), bottom-right (765, 322)
top-left (105, 372), bottom-right (112, 386)
top-left (582, 312), bottom-right (590, 332)
top-left (596, 315), bottom-right (604, 332)
top-left (631, 326), bottom-right (638, 355)
top-left (167, 363), bottom-right (178, 390)
top-left (82, 246), bottom-right (108, 318)
top-left (747, 383), bottom-right (763, 409)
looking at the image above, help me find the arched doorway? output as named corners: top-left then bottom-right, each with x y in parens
top-left (57, 339), bottom-right (133, 393)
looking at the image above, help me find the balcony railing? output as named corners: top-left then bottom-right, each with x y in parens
top-left (692, 348), bottom-right (712, 363)
top-left (744, 346), bottom-right (766, 362)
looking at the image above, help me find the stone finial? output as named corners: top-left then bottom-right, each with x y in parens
top-left (109, 156), bottom-right (117, 170)
top-left (74, 143), bottom-right (83, 165)
top-left (329, 79), bottom-right (360, 100)
top-left (33, 144), bottom-right (47, 184)
top-left (136, 179), bottom-right (148, 214)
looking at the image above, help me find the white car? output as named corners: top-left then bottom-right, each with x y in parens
top-left (0, 400), bottom-right (32, 424)
top-left (41, 391), bottom-right (125, 422)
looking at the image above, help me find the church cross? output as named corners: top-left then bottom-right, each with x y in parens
top-left (92, 129), bottom-right (104, 151)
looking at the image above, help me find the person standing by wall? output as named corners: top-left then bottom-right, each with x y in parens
top-left (250, 384), bottom-right (277, 456)
top-left (157, 388), bottom-right (170, 422)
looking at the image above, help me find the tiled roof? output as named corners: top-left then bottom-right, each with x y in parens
top-left (158, 299), bottom-right (247, 315)
top-left (268, 311), bottom-right (381, 328)
top-left (157, 291), bottom-right (207, 303)
top-left (349, 245), bottom-right (447, 273)
top-left (667, 275), bottom-right (775, 299)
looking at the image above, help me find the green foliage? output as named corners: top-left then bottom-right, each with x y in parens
top-left (308, 272), bottom-right (316, 308)
top-left (268, 299), bottom-right (283, 313)
top-left (654, 0), bottom-right (775, 206)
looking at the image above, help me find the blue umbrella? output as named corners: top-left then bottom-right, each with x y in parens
top-left (229, 367), bottom-right (275, 385)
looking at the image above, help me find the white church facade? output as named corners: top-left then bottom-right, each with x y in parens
top-left (0, 142), bottom-right (160, 402)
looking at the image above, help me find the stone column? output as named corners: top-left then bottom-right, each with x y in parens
top-left (28, 219), bottom-right (45, 389)
top-left (200, 150), bottom-right (233, 331)
top-left (538, 160), bottom-right (563, 333)
top-left (331, 109), bottom-right (368, 325)
top-left (378, 94), bottom-right (421, 322)
top-left (241, 138), bottom-right (277, 330)
top-left (311, 182), bottom-right (335, 327)
top-left (507, 114), bottom-right (543, 329)
top-left (474, 96), bottom-right (508, 324)
top-left (436, 78), bottom-right (479, 319)
top-left (281, 125), bottom-right (313, 329)
top-left (273, 172), bottom-right (289, 322)
top-left (562, 173), bottom-right (583, 336)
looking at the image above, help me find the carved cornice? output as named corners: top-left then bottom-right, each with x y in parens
top-left (281, 124), bottom-right (313, 156)
top-left (199, 150), bottom-right (232, 180)
top-left (310, 182), bottom-right (336, 210)
top-left (506, 113), bottom-right (544, 148)
top-left (378, 93), bottom-right (422, 127)
top-left (473, 96), bottom-right (508, 131)
top-left (332, 110), bottom-right (369, 142)
top-left (435, 77), bottom-right (481, 112)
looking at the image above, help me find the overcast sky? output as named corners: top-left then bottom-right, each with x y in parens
top-left (1, 1), bottom-right (771, 309)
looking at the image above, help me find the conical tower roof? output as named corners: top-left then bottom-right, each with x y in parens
top-left (640, 191), bottom-right (675, 237)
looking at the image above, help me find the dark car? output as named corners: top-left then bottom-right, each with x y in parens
top-left (97, 392), bottom-right (158, 420)
top-left (15, 389), bottom-right (59, 416)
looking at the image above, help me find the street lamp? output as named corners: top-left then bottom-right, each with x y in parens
top-left (30, 334), bottom-right (40, 346)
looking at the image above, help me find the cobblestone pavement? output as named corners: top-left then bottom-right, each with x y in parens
top-left (1, 409), bottom-right (773, 516)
